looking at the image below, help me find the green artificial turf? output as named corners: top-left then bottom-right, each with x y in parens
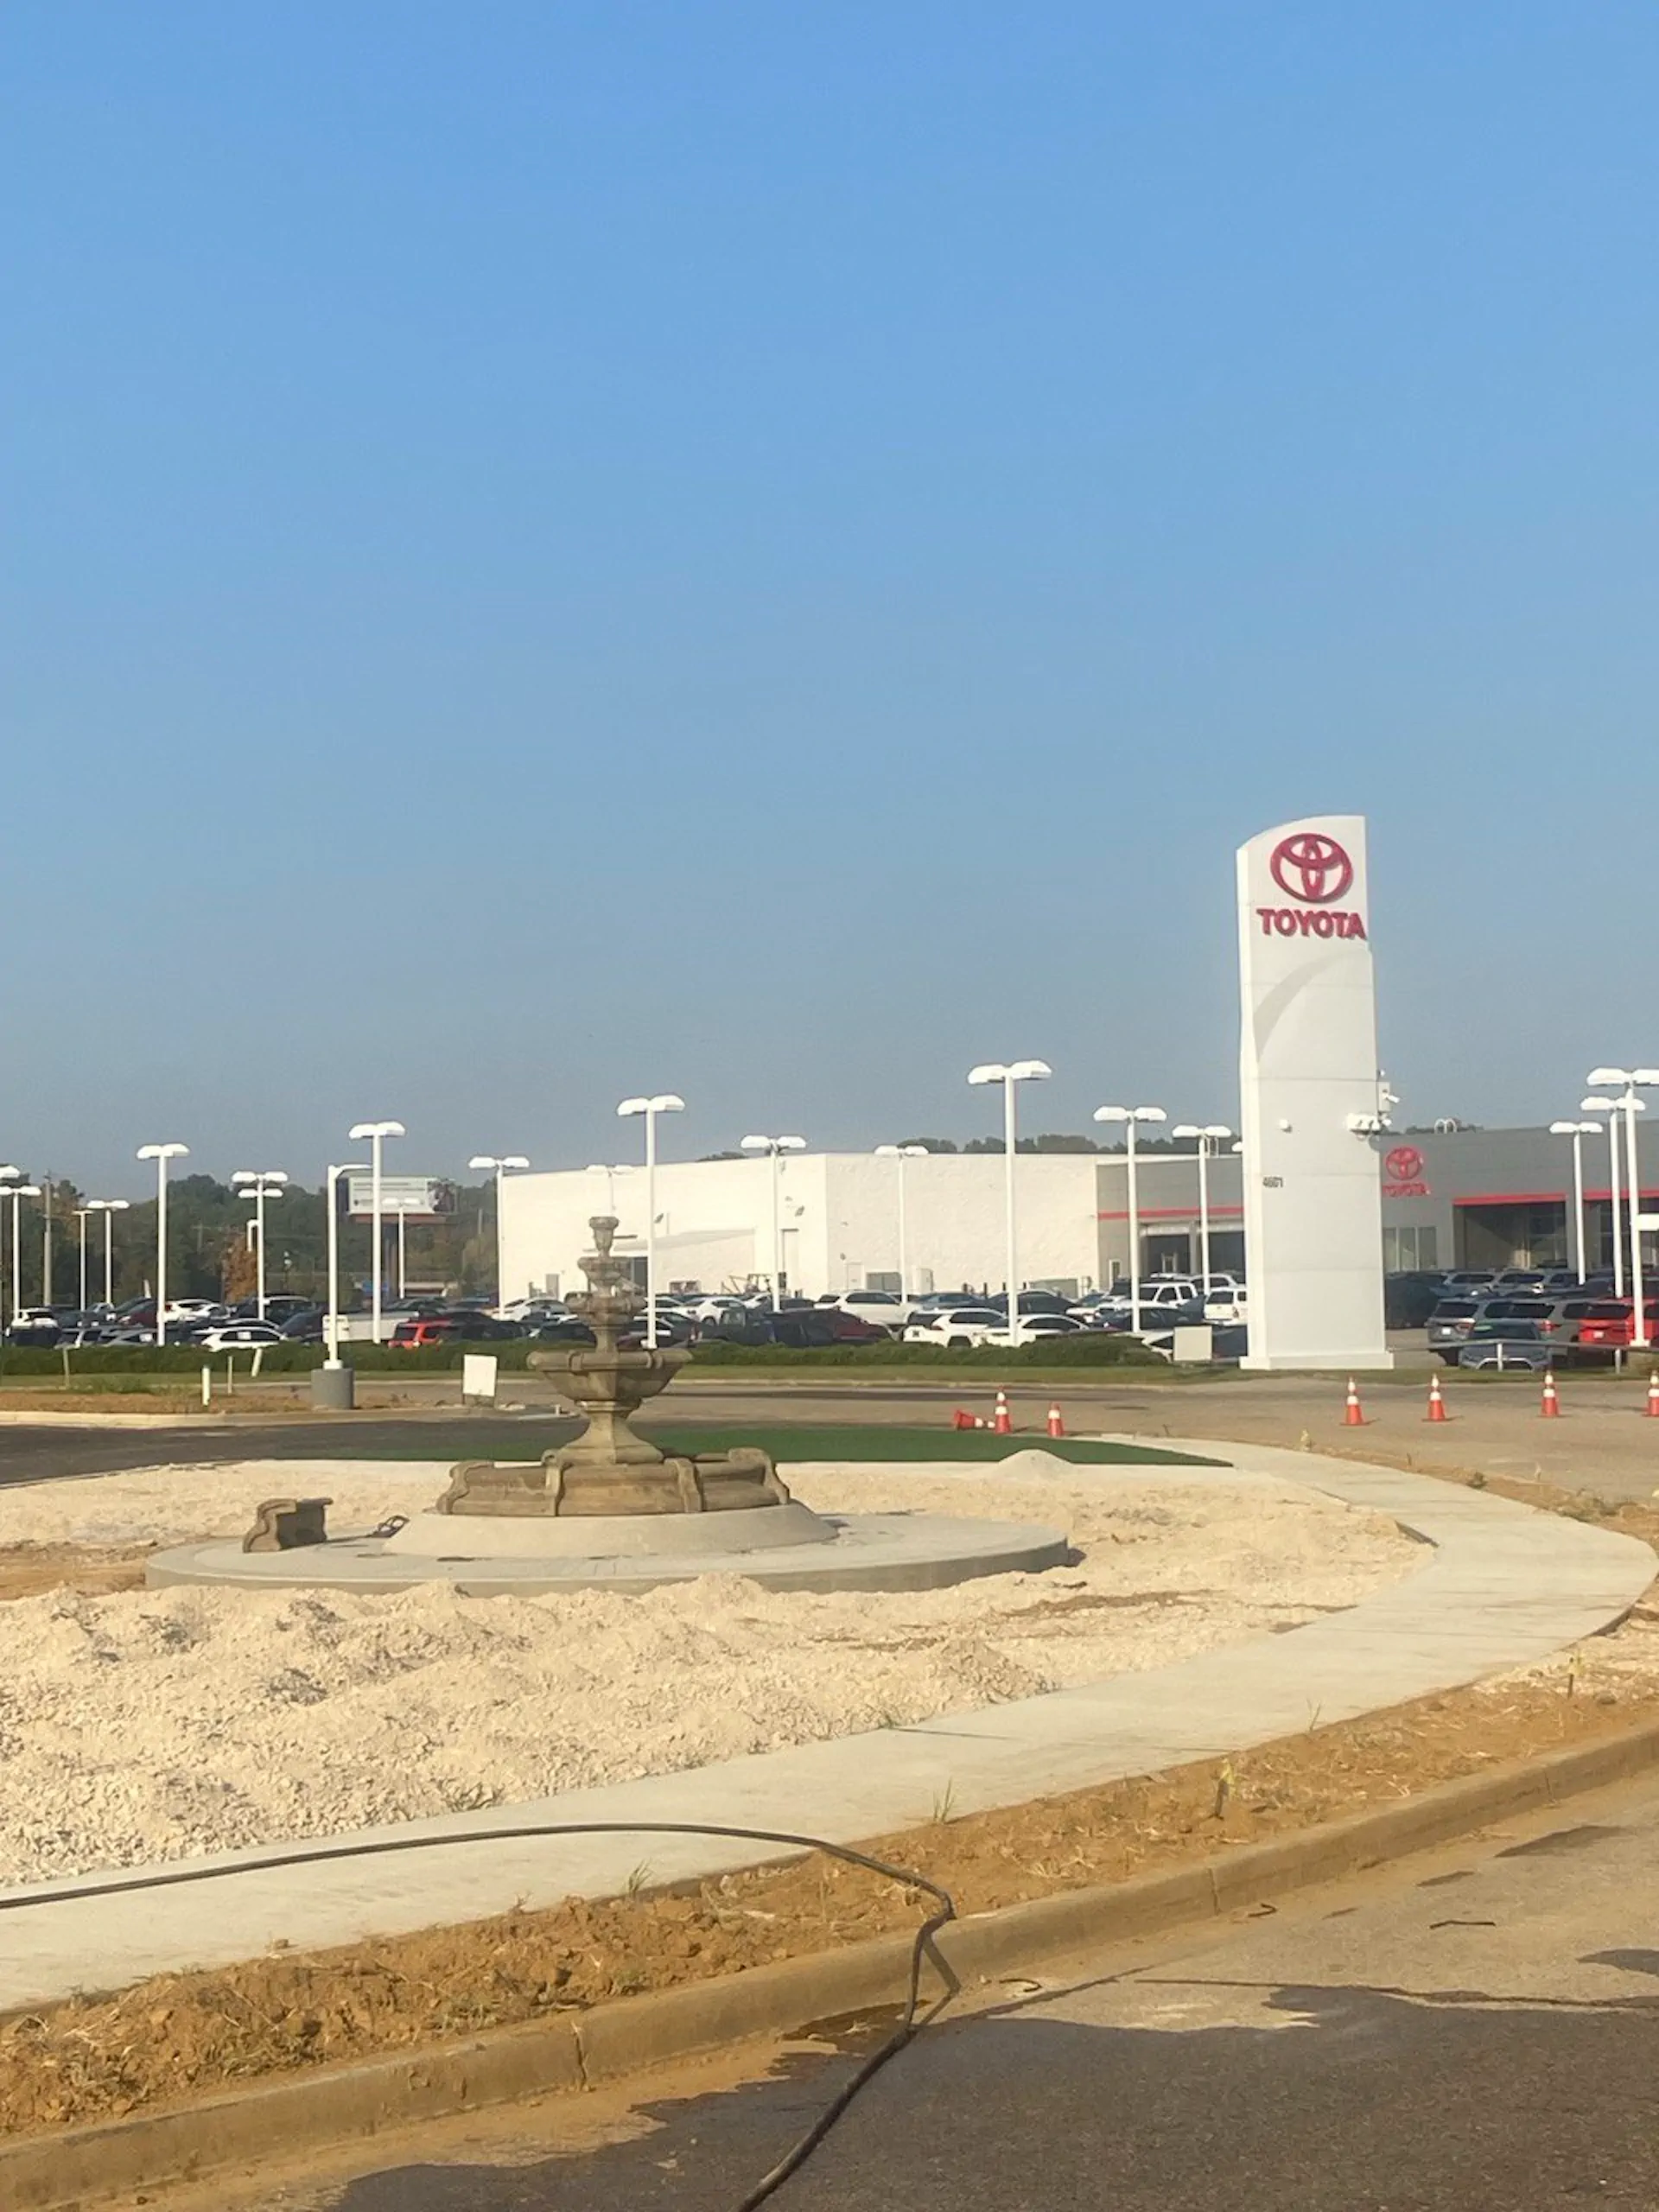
top-left (316, 1419), bottom-right (1216, 1465)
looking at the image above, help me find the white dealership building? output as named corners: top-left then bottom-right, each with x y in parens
top-left (496, 1147), bottom-right (1247, 1306)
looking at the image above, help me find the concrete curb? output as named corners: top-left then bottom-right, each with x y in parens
top-left (9, 1717), bottom-right (1659, 2209)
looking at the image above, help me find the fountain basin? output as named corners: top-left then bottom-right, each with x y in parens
top-left (145, 1502), bottom-right (1071, 1597)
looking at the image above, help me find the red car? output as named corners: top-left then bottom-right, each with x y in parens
top-left (1573, 1300), bottom-right (1659, 1353)
top-left (391, 1317), bottom-right (465, 1350)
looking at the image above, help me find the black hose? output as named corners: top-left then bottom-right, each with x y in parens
top-left (5, 1819), bottom-right (960, 2209)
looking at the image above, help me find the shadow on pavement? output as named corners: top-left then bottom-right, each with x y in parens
top-left (313, 1978), bottom-right (1659, 2210)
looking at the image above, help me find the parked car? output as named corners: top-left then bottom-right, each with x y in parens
top-left (1384, 1272), bottom-right (1446, 1329)
top-left (198, 1322), bottom-right (285, 1351)
top-left (1426, 1297), bottom-right (1484, 1363)
top-left (527, 1315), bottom-right (598, 1346)
top-left (836, 1290), bottom-right (912, 1332)
top-left (903, 1306), bottom-right (1007, 1348)
top-left (1573, 1300), bottom-right (1659, 1355)
top-left (7, 1306), bottom-right (62, 1345)
top-left (229, 1295), bottom-right (315, 1323)
top-left (279, 1307), bottom-right (326, 1341)
top-left (1457, 1320), bottom-right (1555, 1371)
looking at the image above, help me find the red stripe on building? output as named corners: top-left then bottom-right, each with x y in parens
top-left (1447, 1189), bottom-right (1659, 1208)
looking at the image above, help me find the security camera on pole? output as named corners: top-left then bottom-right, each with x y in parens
top-left (617, 1096), bottom-right (685, 1348)
top-left (347, 1122), bottom-right (405, 1344)
top-left (231, 1171), bottom-right (289, 1319)
top-left (136, 1143), bottom-right (188, 1345)
top-left (739, 1134), bottom-right (806, 1309)
top-left (968, 1060), bottom-right (1052, 1346)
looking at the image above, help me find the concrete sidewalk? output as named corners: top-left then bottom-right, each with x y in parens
top-left (1, 1441), bottom-right (1650, 2011)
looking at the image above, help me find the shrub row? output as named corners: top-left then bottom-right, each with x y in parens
top-left (0, 1332), bottom-right (1165, 1379)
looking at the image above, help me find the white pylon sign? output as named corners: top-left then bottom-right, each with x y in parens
top-left (1236, 814), bottom-right (1392, 1371)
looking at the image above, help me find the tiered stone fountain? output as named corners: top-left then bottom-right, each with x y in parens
top-left (147, 1217), bottom-right (1069, 1596)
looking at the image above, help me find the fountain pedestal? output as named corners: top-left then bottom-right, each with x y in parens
top-left (435, 1216), bottom-right (791, 1518)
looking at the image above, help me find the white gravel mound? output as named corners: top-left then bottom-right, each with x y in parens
top-left (0, 1453), bottom-right (1420, 1883)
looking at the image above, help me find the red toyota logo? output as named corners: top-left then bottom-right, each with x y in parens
top-left (1269, 832), bottom-right (1354, 905)
top-left (1384, 1145), bottom-right (1423, 1182)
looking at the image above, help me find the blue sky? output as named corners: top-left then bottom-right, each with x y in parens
top-left (6, 3), bottom-right (1657, 1192)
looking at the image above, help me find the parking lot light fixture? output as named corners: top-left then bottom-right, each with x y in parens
top-left (467, 1154), bottom-right (531, 1310)
top-left (740, 1134), bottom-right (808, 1310)
top-left (73, 1209), bottom-right (93, 1312)
top-left (232, 1172), bottom-right (289, 1320)
top-left (136, 1144), bottom-right (188, 1345)
top-left (617, 1096), bottom-right (685, 1347)
top-left (968, 1060), bottom-right (1052, 1345)
top-left (348, 1122), bottom-right (405, 1344)
top-left (1588, 1071), bottom-right (1657, 1349)
top-left (1580, 1094), bottom-right (1628, 1302)
top-left (1549, 1122), bottom-right (1603, 1282)
top-left (0, 1167), bottom-right (20, 1324)
top-left (1091, 1105), bottom-right (1166, 1335)
top-left (874, 1145), bottom-right (929, 1302)
top-left (84, 1198), bottom-right (130, 1307)
top-left (3, 1183), bottom-right (39, 1326)
top-left (1172, 1124), bottom-right (1233, 1292)
top-left (324, 1162), bottom-right (370, 1364)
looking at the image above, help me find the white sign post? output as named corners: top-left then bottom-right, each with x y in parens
top-left (1237, 814), bottom-right (1392, 1371)
top-left (461, 1353), bottom-right (499, 1404)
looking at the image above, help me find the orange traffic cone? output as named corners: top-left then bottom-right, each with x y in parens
top-left (1646, 1371), bottom-right (1659, 1419)
top-left (1541, 1369), bottom-right (1560, 1418)
top-left (993, 1389), bottom-right (1012, 1437)
top-left (1046, 1402), bottom-right (1065, 1439)
top-left (1427, 1374), bottom-right (1449, 1422)
top-left (1343, 1376), bottom-right (1366, 1427)
top-left (952, 1408), bottom-right (976, 1431)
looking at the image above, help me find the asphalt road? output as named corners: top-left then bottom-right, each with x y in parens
top-left (174, 1778), bottom-right (1659, 2211)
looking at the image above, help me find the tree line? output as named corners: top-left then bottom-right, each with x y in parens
top-left (7, 1176), bottom-right (501, 1309)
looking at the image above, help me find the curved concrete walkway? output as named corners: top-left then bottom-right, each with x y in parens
top-left (1, 1442), bottom-right (1650, 2010)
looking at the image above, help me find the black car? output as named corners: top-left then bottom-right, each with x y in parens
top-left (528, 1315), bottom-right (598, 1346)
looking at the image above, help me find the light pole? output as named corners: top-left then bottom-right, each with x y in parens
top-left (3, 1181), bottom-right (37, 1324)
top-left (1549, 1121), bottom-right (1602, 1281)
top-left (874, 1144), bottom-right (928, 1301)
top-left (324, 1161), bottom-right (370, 1364)
top-left (1580, 1098), bottom-right (1624, 1298)
top-left (232, 1171), bottom-right (289, 1318)
top-left (616, 1097), bottom-right (684, 1349)
top-left (136, 1144), bottom-right (188, 1344)
top-left (1091, 1105), bottom-right (1166, 1334)
top-left (467, 1154), bottom-right (531, 1309)
top-left (348, 1122), bottom-right (405, 1344)
top-left (969, 1059), bottom-right (1052, 1344)
top-left (0, 1167), bottom-right (20, 1323)
top-left (740, 1135), bottom-right (807, 1309)
top-left (73, 1209), bottom-right (93, 1312)
top-left (85, 1198), bottom-right (130, 1306)
top-left (1587, 1071), bottom-right (1659, 1349)
top-left (586, 1162), bottom-right (634, 1213)
top-left (1173, 1123), bottom-right (1233, 1287)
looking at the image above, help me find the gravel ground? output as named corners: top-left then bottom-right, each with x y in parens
top-left (0, 1453), bottom-right (1420, 1883)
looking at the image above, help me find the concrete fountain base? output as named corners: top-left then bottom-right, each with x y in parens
top-left (144, 1481), bottom-right (1071, 1597)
